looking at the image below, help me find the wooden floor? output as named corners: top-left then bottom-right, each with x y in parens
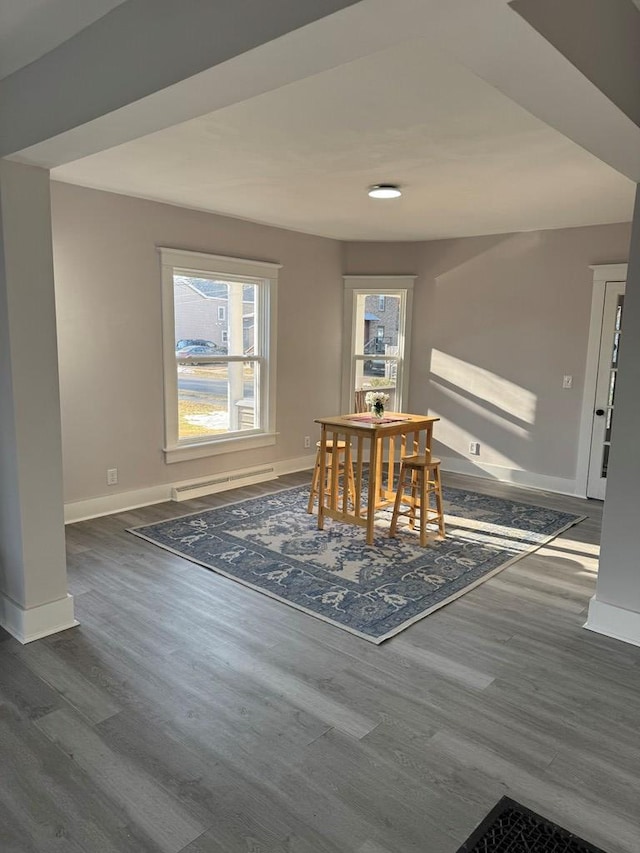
top-left (1, 472), bottom-right (638, 853)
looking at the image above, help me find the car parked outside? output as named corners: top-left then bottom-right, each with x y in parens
top-left (176, 338), bottom-right (228, 355)
top-left (364, 359), bottom-right (386, 376)
top-left (176, 345), bottom-right (224, 364)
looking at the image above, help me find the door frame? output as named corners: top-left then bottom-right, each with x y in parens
top-left (575, 263), bottom-right (627, 498)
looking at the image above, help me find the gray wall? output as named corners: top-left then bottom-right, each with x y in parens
top-left (51, 182), bottom-right (343, 503)
top-left (511, 0), bottom-right (640, 130)
top-left (345, 223), bottom-right (631, 484)
top-left (52, 182), bottom-right (631, 503)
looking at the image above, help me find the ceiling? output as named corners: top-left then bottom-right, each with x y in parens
top-left (5, 1), bottom-right (635, 242)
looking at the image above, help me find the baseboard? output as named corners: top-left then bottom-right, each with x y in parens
top-left (275, 453), bottom-right (317, 475)
top-left (64, 455), bottom-right (318, 524)
top-left (64, 484), bottom-right (172, 524)
top-left (438, 456), bottom-right (579, 497)
top-left (584, 596), bottom-right (640, 648)
top-left (0, 592), bottom-right (78, 644)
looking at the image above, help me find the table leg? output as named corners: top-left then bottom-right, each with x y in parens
top-left (317, 425), bottom-right (327, 530)
top-left (366, 433), bottom-right (380, 545)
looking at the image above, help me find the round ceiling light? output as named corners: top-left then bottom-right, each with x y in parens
top-left (368, 184), bottom-right (402, 199)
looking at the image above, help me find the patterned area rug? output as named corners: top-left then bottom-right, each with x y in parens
top-left (457, 797), bottom-right (607, 852)
top-left (129, 484), bottom-right (584, 644)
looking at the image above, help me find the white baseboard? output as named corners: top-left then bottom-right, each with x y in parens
top-left (64, 455), bottom-right (318, 524)
top-left (275, 453), bottom-right (317, 475)
top-left (65, 453), bottom-right (583, 524)
top-left (64, 484), bottom-right (172, 524)
top-left (584, 595), bottom-right (640, 648)
top-left (0, 592), bottom-right (78, 644)
top-left (439, 456), bottom-right (579, 497)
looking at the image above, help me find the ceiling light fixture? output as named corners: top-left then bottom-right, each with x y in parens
top-left (368, 184), bottom-right (402, 199)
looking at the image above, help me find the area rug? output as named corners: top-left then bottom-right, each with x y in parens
top-left (129, 484), bottom-right (584, 644)
top-left (457, 796), bottom-right (607, 852)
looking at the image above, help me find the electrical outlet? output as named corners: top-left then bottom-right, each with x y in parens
top-left (106, 468), bottom-right (118, 485)
top-left (304, 435), bottom-right (311, 449)
top-left (562, 374), bottom-right (573, 389)
top-left (469, 442), bottom-right (480, 456)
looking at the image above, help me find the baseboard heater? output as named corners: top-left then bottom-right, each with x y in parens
top-left (171, 466), bottom-right (276, 501)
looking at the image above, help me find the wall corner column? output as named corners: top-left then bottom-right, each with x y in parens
top-left (0, 160), bottom-right (76, 642)
top-left (585, 183), bottom-right (640, 648)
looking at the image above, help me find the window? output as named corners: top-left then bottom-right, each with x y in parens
top-left (342, 276), bottom-right (414, 413)
top-left (160, 248), bottom-right (280, 462)
top-left (378, 295), bottom-right (386, 311)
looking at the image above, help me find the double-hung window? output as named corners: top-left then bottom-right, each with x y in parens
top-left (342, 275), bottom-right (415, 413)
top-left (160, 248), bottom-right (279, 462)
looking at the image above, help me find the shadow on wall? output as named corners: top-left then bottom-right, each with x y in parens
top-left (410, 229), bottom-right (587, 481)
top-left (430, 348), bottom-right (536, 471)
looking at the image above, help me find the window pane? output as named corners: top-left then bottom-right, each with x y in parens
top-left (353, 358), bottom-right (398, 411)
top-left (611, 331), bottom-right (621, 367)
top-left (173, 273), bottom-right (259, 440)
top-left (607, 369), bottom-right (617, 408)
top-left (173, 276), bottom-right (257, 356)
top-left (355, 293), bottom-right (401, 355)
top-left (177, 361), bottom-right (257, 440)
top-left (353, 292), bottom-right (402, 412)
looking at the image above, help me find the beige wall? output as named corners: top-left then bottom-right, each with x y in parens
top-left (52, 182), bottom-right (631, 503)
top-left (345, 223), bottom-right (631, 485)
top-left (51, 182), bottom-right (343, 503)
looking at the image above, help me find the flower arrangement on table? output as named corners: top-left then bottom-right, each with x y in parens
top-left (364, 390), bottom-right (390, 418)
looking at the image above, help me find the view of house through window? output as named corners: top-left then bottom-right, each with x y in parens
top-left (355, 292), bottom-right (402, 410)
top-left (174, 275), bottom-right (257, 440)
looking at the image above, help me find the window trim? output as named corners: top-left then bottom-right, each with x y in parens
top-left (217, 304), bottom-right (226, 321)
top-left (159, 248), bottom-right (280, 463)
top-left (342, 275), bottom-right (415, 414)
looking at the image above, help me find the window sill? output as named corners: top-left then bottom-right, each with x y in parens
top-left (164, 432), bottom-right (277, 464)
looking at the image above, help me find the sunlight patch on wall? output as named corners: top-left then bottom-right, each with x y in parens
top-left (431, 380), bottom-right (531, 439)
top-left (431, 349), bottom-right (537, 425)
top-left (430, 410), bottom-right (519, 469)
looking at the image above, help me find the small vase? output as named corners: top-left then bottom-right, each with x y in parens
top-left (372, 402), bottom-right (384, 419)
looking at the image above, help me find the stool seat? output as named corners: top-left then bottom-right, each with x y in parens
top-left (389, 454), bottom-right (445, 546)
top-left (398, 454), bottom-right (441, 469)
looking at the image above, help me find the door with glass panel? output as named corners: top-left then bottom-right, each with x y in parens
top-left (587, 281), bottom-right (625, 499)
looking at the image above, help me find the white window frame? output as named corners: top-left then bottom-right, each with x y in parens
top-left (342, 275), bottom-right (415, 413)
top-left (159, 248), bottom-right (280, 463)
top-left (217, 305), bottom-right (226, 321)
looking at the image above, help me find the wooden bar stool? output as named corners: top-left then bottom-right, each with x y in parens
top-left (388, 454), bottom-right (445, 546)
top-left (307, 440), bottom-right (356, 514)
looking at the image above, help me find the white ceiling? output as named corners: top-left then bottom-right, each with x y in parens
top-left (52, 36), bottom-right (634, 241)
top-left (0, 0), bottom-right (127, 79)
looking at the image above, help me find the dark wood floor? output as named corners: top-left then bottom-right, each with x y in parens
top-left (1, 471), bottom-right (638, 853)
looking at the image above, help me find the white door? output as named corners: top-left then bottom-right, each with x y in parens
top-left (586, 281), bottom-right (625, 499)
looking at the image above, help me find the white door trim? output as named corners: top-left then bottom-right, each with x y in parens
top-left (575, 263), bottom-right (627, 497)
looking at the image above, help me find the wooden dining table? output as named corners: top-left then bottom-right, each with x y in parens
top-left (313, 412), bottom-right (440, 544)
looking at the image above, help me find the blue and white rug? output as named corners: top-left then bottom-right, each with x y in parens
top-left (129, 485), bottom-right (584, 644)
